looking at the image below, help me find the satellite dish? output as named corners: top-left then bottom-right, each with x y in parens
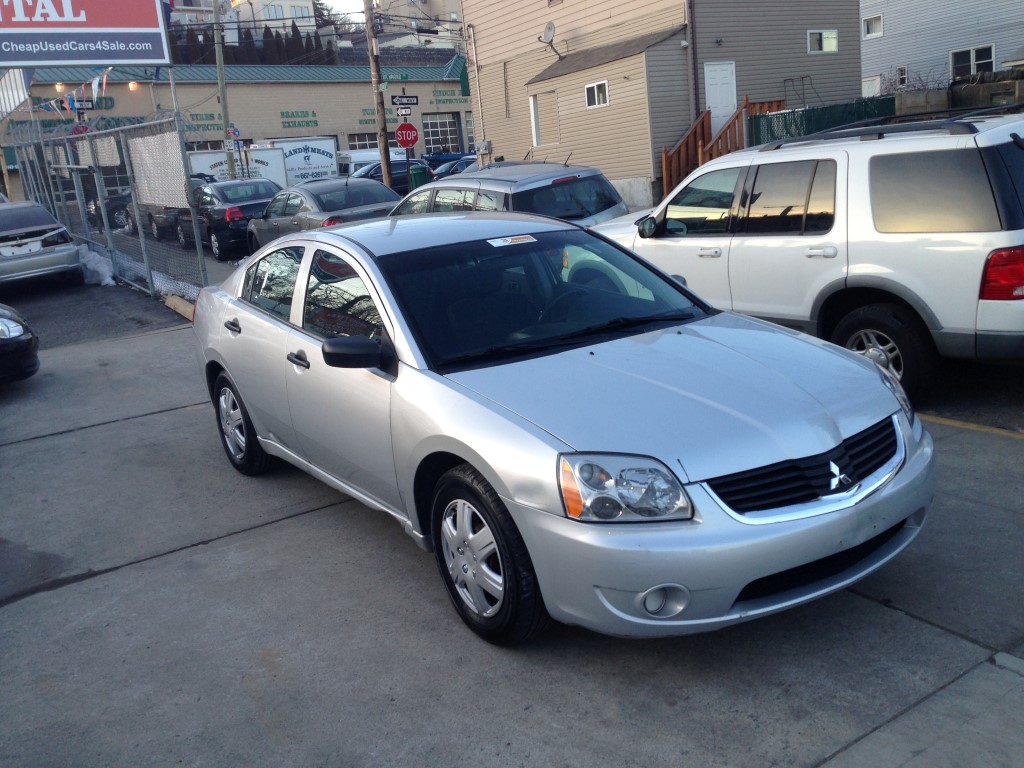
top-left (540, 21), bottom-right (556, 44)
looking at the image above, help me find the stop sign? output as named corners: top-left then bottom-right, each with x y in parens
top-left (395, 122), bottom-right (418, 148)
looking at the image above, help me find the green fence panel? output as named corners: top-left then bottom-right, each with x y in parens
top-left (750, 97), bottom-right (896, 144)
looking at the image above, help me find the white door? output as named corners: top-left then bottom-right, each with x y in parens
top-left (704, 61), bottom-right (737, 135)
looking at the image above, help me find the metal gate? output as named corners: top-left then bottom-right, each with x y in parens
top-left (5, 113), bottom-right (209, 301)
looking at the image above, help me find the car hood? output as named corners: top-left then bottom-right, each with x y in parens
top-left (444, 312), bottom-right (897, 482)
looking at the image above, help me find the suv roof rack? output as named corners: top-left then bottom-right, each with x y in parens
top-left (760, 101), bottom-right (1024, 151)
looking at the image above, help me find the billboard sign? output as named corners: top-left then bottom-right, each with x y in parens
top-left (0, 0), bottom-right (170, 66)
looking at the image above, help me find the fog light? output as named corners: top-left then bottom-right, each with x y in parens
top-left (638, 584), bottom-right (690, 618)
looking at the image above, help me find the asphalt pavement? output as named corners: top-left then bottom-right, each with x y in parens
top-left (0, 281), bottom-right (1021, 767)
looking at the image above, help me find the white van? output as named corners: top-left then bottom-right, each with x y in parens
top-left (339, 147), bottom-right (407, 175)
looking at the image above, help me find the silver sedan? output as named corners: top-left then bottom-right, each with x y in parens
top-left (192, 213), bottom-right (935, 645)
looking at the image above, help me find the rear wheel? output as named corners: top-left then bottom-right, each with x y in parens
top-left (149, 216), bottom-right (163, 241)
top-left (111, 206), bottom-right (130, 229)
top-left (209, 230), bottom-right (227, 261)
top-left (213, 372), bottom-right (273, 476)
top-left (431, 464), bottom-right (550, 645)
top-left (176, 223), bottom-right (190, 249)
top-left (831, 303), bottom-right (937, 397)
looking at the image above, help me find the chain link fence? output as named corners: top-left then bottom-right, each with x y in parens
top-left (5, 113), bottom-right (209, 301)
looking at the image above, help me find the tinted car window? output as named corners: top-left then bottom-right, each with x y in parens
top-left (663, 167), bottom-right (741, 235)
top-left (303, 249), bottom-right (381, 339)
top-left (0, 204), bottom-right (58, 229)
top-left (285, 194), bottom-right (304, 215)
top-left (313, 185), bottom-right (399, 210)
top-left (742, 160), bottom-right (835, 235)
top-left (392, 189), bottom-right (432, 216)
top-left (870, 149), bottom-right (1000, 233)
top-left (511, 175), bottom-right (621, 220)
top-left (243, 246), bottom-right (303, 321)
top-left (265, 193), bottom-right (289, 217)
top-left (474, 190), bottom-right (504, 211)
top-left (219, 180), bottom-right (281, 203)
top-left (434, 188), bottom-right (475, 212)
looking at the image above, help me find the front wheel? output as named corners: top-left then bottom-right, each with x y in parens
top-left (149, 217), bottom-right (163, 241)
top-left (176, 223), bottom-right (191, 250)
top-left (212, 372), bottom-right (274, 476)
top-left (831, 303), bottom-right (936, 397)
top-left (431, 464), bottom-right (550, 645)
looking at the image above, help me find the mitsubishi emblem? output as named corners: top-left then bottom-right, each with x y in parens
top-left (829, 461), bottom-right (852, 491)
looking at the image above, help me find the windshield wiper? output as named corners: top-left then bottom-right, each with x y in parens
top-left (558, 309), bottom-right (702, 341)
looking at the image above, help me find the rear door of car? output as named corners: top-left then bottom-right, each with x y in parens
top-left (727, 151), bottom-right (847, 329)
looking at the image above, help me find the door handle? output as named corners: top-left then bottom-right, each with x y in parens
top-left (805, 246), bottom-right (838, 258)
top-left (287, 350), bottom-right (310, 369)
top-left (223, 318), bottom-right (241, 334)
top-left (697, 247), bottom-right (722, 258)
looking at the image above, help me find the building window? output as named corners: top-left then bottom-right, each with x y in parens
top-left (951, 46), bottom-right (994, 80)
top-left (896, 66), bottom-right (908, 87)
top-left (422, 113), bottom-right (462, 154)
top-left (585, 81), bottom-right (609, 109)
top-left (464, 111), bottom-right (475, 151)
top-left (807, 30), bottom-right (838, 54)
top-left (347, 132), bottom-right (397, 150)
top-left (862, 15), bottom-right (882, 40)
top-left (265, 5), bottom-right (284, 20)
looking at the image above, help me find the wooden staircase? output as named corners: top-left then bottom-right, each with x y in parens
top-left (661, 96), bottom-right (786, 197)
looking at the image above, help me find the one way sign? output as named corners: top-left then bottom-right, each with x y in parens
top-left (390, 95), bottom-right (419, 106)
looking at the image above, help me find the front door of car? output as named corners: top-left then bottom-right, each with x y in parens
top-left (281, 193), bottom-right (305, 235)
top-left (727, 153), bottom-right (847, 329)
top-left (254, 192), bottom-right (289, 244)
top-left (285, 246), bottom-right (401, 510)
top-left (628, 164), bottom-right (748, 310)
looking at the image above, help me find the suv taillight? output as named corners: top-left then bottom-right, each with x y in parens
top-left (224, 206), bottom-right (245, 222)
top-left (980, 246), bottom-right (1024, 300)
top-left (321, 216), bottom-right (344, 227)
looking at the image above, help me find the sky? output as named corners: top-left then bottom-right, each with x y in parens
top-left (326, 1), bottom-right (367, 20)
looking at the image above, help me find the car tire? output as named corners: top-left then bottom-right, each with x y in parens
top-left (111, 206), bottom-right (130, 229)
top-left (209, 230), bottom-right (227, 261)
top-left (831, 303), bottom-right (937, 397)
top-left (149, 217), bottom-right (163, 241)
top-left (431, 464), bottom-right (550, 645)
top-left (212, 372), bottom-right (274, 476)
top-left (177, 223), bottom-right (191, 249)
top-left (124, 213), bottom-right (136, 236)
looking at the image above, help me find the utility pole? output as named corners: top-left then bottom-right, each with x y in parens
top-left (363, 0), bottom-right (392, 188)
top-left (214, 0), bottom-right (237, 179)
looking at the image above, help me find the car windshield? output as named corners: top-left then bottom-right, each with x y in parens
top-left (312, 184), bottom-right (399, 210)
top-left (378, 228), bottom-right (706, 370)
top-left (350, 164), bottom-right (376, 178)
top-left (511, 175), bottom-right (621, 220)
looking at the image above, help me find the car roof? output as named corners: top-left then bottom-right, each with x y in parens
top-left (292, 177), bottom-right (382, 191)
top-left (459, 162), bottom-right (600, 184)
top-left (299, 211), bottom-right (576, 258)
top-left (210, 178), bottom-right (280, 189)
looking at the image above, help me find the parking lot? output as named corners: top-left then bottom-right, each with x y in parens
top-left (1, 278), bottom-right (1022, 767)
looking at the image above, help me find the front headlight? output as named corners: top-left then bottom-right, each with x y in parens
top-left (0, 318), bottom-right (25, 339)
top-left (875, 364), bottom-right (915, 424)
top-left (559, 454), bottom-right (692, 522)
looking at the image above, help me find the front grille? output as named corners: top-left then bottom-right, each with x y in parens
top-left (706, 417), bottom-right (898, 513)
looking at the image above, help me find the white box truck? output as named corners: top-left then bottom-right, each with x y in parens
top-left (257, 136), bottom-right (339, 185)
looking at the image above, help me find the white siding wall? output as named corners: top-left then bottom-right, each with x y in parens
top-left (860, 0), bottom-right (1023, 90)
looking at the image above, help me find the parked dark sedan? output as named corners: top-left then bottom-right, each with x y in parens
top-left (349, 159), bottom-right (433, 195)
top-left (246, 177), bottom-right (399, 252)
top-left (176, 179), bottom-right (282, 260)
top-left (0, 302), bottom-right (40, 383)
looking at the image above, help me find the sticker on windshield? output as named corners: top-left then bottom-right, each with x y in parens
top-left (487, 235), bottom-right (537, 247)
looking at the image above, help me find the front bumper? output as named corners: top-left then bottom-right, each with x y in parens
top-left (508, 417), bottom-right (935, 638)
top-left (0, 334), bottom-right (40, 382)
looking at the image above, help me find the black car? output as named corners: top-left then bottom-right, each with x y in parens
top-left (176, 178), bottom-right (282, 260)
top-left (0, 302), bottom-right (40, 383)
top-left (349, 159), bottom-right (433, 195)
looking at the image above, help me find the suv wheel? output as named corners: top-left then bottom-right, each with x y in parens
top-left (831, 303), bottom-right (936, 397)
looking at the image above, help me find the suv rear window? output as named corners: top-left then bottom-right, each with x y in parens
top-left (870, 149), bottom-right (1000, 233)
top-left (0, 204), bottom-right (59, 230)
top-left (511, 175), bottom-right (621, 221)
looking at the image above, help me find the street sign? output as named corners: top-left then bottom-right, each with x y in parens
top-left (390, 95), bottom-right (419, 106)
top-left (395, 122), bottom-right (419, 148)
top-left (396, 106), bottom-right (412, 117)
top-left (227, 126), bottom-right (240, 139)
top-left (383, 74), bottom-right (409, 81)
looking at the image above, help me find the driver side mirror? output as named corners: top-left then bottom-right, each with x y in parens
top-left (638, 216), bottom-right (658, 239)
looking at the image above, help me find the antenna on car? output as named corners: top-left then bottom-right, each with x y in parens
top-left (562, 152), bottom-right (573, 166)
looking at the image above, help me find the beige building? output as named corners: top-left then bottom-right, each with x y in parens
top-left (2, 58), bottom-right (473, 196)
top-left (462, 0), bottom-right (862, 207)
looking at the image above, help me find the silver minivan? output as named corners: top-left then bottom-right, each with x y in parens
top-left (389, 162), bottom-right (628, 227)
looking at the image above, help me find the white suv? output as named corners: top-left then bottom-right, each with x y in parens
top-left (592, 113), bottom-right (1024, 395)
